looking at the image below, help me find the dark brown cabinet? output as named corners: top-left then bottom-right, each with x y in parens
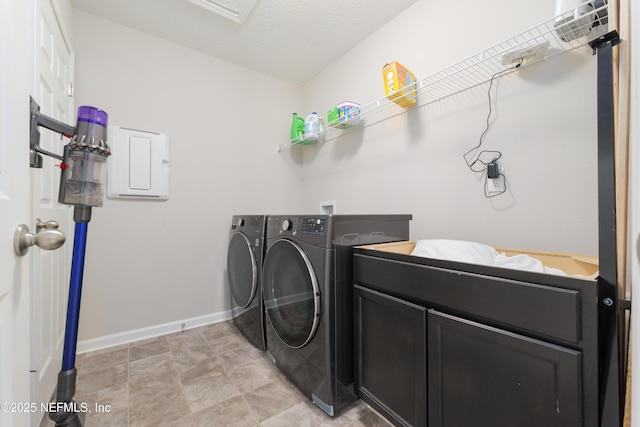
top-left (354, 288), bottom-right (584, 427)
top-left (354, 285), bottom-right (427, 427)
top-left (427, 310), bottom-right (581, 427)
top-left (352, 244), bottom-right (601, 426)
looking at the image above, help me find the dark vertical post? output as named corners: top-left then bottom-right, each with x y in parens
top-left (589, 30), bottom-right (621, 427)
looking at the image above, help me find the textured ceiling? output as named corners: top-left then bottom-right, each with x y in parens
top-left (70, 0), bottom-right (418, 85)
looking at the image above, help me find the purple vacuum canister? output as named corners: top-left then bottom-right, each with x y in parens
top-left (58, 105), bottom-right (111, 207)
top-left (76, 105), bottom-right (108, 128)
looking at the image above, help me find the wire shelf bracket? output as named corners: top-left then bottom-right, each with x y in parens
top-left (277, 0), bottom-right (610, 152)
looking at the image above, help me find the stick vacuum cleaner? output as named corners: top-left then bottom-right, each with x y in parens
top-left (30, 99), bottom-right (111, 427)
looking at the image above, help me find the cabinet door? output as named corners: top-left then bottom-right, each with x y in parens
top-left (354, 285), bottom-right (427, 427)
top-left (428, 310), bottom-right (581, 427)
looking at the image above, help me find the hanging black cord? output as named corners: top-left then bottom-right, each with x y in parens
top-left (463, 60), bottom-right (523, 172)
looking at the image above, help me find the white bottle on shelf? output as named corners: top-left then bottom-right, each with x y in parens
top-left (304, 112), bottom-right (319, 141)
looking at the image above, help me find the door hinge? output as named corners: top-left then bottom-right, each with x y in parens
top-left (67, 82), bottom-right (74, 97)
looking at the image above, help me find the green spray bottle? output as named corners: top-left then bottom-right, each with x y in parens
top-left (290, 113), bottom-right (305, 142)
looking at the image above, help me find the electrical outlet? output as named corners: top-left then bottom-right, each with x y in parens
top-left (487, 177), bottom-right (506, 193)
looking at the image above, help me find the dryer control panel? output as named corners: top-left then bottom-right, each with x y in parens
top-left (272, 216), bottom-right (328, 235)
top-left (267, 216), bottom-right (332, 248)
top-left (302, 218), bottom-right (326, 235)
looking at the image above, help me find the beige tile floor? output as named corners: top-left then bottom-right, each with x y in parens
top-left (39, 320), bottom-right (392, 427)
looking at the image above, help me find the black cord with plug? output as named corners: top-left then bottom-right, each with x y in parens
top-left (484, 161), bottom-right (506, 198)
top-left (463, 59), bottom-right (522, 197)
top-left (487, 161), bottom-right (499, 179)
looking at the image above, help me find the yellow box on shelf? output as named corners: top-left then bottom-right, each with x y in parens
top-left (382, 61), bottom-right (417, 108)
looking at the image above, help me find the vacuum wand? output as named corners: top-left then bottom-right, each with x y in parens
top-left (49, 209), bottom-right (90, 427)
top-left (31, 105), bottom-right (111, 427)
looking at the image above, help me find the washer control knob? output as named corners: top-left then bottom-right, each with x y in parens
top-left (282, 219), bottom-right (292, 231)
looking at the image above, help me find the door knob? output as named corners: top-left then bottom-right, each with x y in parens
top-left (14, 219), bottom-right (66, 256)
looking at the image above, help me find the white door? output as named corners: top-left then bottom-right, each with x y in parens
top-left (31, 0), bottom-right (75, 417)
top-left (0, 0), bottom-right (36, 426)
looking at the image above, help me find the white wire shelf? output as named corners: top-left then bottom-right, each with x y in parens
top-left (278, 0), bottom-right (609, 152)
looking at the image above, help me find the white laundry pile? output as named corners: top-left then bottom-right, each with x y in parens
top-left (410, 239), bottom-right (569, 276)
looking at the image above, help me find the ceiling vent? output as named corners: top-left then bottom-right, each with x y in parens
top-left (187, 0), bottom-right (258, 24)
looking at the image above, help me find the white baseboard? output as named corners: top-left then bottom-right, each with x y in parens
top-left (76, 310), bottom-right (233, 354)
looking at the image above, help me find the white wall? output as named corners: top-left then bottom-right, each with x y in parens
top-left (73, 10), bottom-right (304, 343)
top-left (73, 0), bottom-right (603, 346)
top-left (298, 0), bottom-right (598, 254)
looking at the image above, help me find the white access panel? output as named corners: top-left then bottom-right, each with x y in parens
top-left (107, 125), bottom-right (170, 200)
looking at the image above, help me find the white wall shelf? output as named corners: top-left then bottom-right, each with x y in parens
top-left (277, 0), bottom-right (609, 153)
